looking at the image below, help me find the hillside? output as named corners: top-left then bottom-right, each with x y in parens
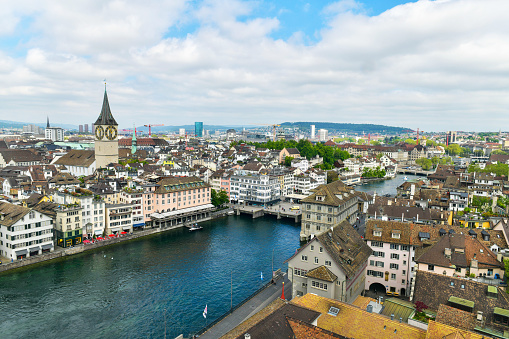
top-left (279, 122), bottom-right (412, 134)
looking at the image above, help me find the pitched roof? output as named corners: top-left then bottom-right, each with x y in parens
top-left (292, 293), bottom-right (427, 339)
top-left (414, 271), bottom-right (509, 334)
top-left (0, 201), bottom-right (31, 227)
top-left (287, 318), bottom-right (347, 339)
top-left (316, 220), bottom-right (372, 278)
top-left (154, 176), bottom-right (209, 194)
top-left (54, 150), bottom-right (95, 167)
top-left (425, 320), bottom-right (486, 339)
top-left (48, 173), bottom-right (81, 185)
top-left (301, 180), bottom-right (359, 206)
top-left (94, 89), bottom-right (117, 125)
top-left (435, 304), bottom-right (476, 332)
top-left (415, 233), bottom-right (503, 269)
top-left (235, 303), bottom-right (321, 339)
top-left (0, 149), bottom-right (43, 163)
top-left (306, 265), bottom-right (338, 282)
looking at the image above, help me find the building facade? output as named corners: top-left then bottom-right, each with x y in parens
top-left (0, 202), bottom-right (54, 260)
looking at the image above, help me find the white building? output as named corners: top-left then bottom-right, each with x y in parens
top-left (105, 204), bottom-right (133, 235)
top-left (179, 128), bottom-right (186, 137)
top-left (52, 189), bottom-right (106, 239)
top-left (310, 125), bottom-right (315, 139)
top-left (286, 221), bottom-right (372, 302)
top-left (318, 129), bottom-right (328, 142)
top-left (230, 173), bottom-right (281, 205)
top-left (0, 202), bottom-right (54, 260)
top-left (45, 127), bottom-right (64, 142)
top-left (119, 187), bottom-right (145, 229)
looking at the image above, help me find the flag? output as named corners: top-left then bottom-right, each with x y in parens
top-left (260, 272), bottom-right (263, 280)
top-left (203, 304), bottom-right (208, 319)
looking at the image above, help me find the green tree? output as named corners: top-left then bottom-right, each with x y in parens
top-left (327, 171), bottom-right (339, 184)
top-left (415, 158), bottom-right (433, 170)
top-left (284, 156), bottom-right (294, 167)
top-left (211, 189), bottom-right (229, 207)
top-left (404, 139), bottom-right (416, 145)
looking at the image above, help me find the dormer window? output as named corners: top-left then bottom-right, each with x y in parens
top-left (392, 230), bottom-right (401, 239)
top-left (316, 195), bottom-right (325, 201)
top-left (373, 228), bottom-right (382, 237)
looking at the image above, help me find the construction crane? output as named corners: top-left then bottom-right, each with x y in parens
top-left (251, 123), bottom-right (281, 142)
top-left (144, 124), bottom-right (164, 136)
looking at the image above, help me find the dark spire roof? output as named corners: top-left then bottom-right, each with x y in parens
top-left (47, 116), bottom-right (50, 128)
top-left (94, 89), bottom-right (117, 126)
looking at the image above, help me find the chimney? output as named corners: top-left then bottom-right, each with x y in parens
top-left (245, 334), bottom-right (251, 339)
top-left (402, 213), bottom-right (404, 221)
top-left (444, 248), bottom-right (451, 259)
top-left (416, 214), bottom-right (419, 223)
top-left (497, 253), bottom-right (503, 262)
top-left (391, 314), bottom-right (395, 321)
top-left (471, 258), bottom-right (478, 269)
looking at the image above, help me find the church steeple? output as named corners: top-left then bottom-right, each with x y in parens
top-left (94, 88), bottom-right (118, 126)
top-left (131, 125), bottom-right (137, 155)
top-left (47, 116), bottom-right (50, 128)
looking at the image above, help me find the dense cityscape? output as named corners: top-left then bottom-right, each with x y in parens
top-left (0, 88), bottom-right (508, 338)
top-left (2, 0), bottom-right (508, 338)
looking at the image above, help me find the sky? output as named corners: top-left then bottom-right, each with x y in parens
top-left (1, 0), bottom-right (508, 132)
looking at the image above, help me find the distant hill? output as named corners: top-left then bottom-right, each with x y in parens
top-left (279, 122), bottom-right (412, 134)
top-left (0, 119), bottom-right (80, 130)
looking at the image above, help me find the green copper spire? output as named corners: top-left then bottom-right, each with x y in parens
top-left (131, 125), bottom-right (137, 155)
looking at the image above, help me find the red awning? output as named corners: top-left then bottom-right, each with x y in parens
top-left (97, 237), bottom-right (104, 240)
top-left (121, 231), bottom-right (127, 234)
top-left (109, 234), bottom-right (115, 237)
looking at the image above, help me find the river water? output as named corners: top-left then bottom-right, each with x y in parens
top-left (0, 215), bottom-right (300, 339)
top-left (354, 174), bottom-right (422, 196)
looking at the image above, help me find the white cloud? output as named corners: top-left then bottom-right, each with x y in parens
top-left (0, 0), bottom-right (508, 131)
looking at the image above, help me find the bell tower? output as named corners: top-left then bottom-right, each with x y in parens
top-left (94, 87), bottom-right (118, 168)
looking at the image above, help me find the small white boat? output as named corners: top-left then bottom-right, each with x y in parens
top-left (189, 223), bottom-right (203, 232)
top-left (404, 176), bottom-right (408, 181)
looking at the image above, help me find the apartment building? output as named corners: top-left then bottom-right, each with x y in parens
top-left (0, 202), bottom-right (53, 260)
top-left (119, 187), bottom-right (144, 229)
top-left (230, 173), bottom-right (280, 205)
top-left (300, 180), bottom-right (363, 241)
top-left (364, 220), bottom-right (416, 297)
top-left (105, 204), bottom-right (133, 235)
top-left (287, 221), bottom-right (371, 303)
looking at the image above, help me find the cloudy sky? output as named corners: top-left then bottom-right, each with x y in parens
top-left (1, 0), bottom-right (508, 132)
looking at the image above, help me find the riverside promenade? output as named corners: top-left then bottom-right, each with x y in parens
top-left (0, 207), bottom-right (233, 273)
top-left (235, 201), bottom-right (301, 223)
top-left (197, 273), bottom-right (291, 339)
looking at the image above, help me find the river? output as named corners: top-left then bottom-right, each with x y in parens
top-left (354, 174), bottom-right (422, 196)
top-left (0, 215), bottom-right (300, 339)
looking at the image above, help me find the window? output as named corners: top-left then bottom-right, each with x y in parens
top-left (403, 260), bottom-right (406, 265)
top-left (450, 282), bottom-right (455, 286)
top-left (367, 270), bottom-right (384, 278)
top-left (401, 245), bottom-right (409, 251)
top-left (371, 241), bottom-right (383, 248)
top-left (392, 232), bottom-right (400, 239)
top-left (390, 244), bottom-right (399, 250)
top-left (373, 230), bottom-right (382, 237)
top-left (372, 251), bottom-right (385, 258)
top-left (402, 280), bottom-right (405, 284)
top-left (319, 247), bottom-right (323, 253)
top-left (316, 226), bottom-right (321, 231)
top-left (310, 245), bottom-right (314, 251)
top-left (402, 270), bottom-right (406, 275)
top-left (428, 264), bottom-right (434, 271)
top-left (391, 273), bottom-right (396, 280)
top-left (391, 253), bottom-right (399, 260)
top-left (325, 260), bottom-right (332, 266)
top-left (390, 263), bottom-right (399, 270)
top-left (301, 255), bottom-right (308, 261)
top-left (314, 257), bottom-right (319, 264)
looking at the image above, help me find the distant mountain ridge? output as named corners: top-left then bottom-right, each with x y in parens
top-left (279, 122), bottom-right (412, 134)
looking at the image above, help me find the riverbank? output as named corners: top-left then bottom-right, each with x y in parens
top-left (0, 207), bottom-right (233, 274)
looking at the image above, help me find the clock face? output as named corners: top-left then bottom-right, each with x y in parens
top-left (95, 126), bottom-right (104, 140)
top-left (105, 125), bottom-right (118, 140)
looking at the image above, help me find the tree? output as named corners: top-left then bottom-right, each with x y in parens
top-left (211, 189), bottom-right (229, 207)
top-left (327, 171), bottom-right (339, 184)
top-left (284, 156), bottom-right (294, 167)
top-left (404, 139), bottom-right (416, 145)
top-left (415, 158), bottom-right (433, 170)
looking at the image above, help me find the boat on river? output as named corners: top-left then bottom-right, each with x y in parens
top-left (188, 223), bottom-right (203, 232)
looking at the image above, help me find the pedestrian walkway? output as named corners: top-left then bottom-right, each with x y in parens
top-left (198, 274), bottom-right (291, 339)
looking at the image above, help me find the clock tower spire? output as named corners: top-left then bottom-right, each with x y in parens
top-left (94, 87), bottom-right (118, 168)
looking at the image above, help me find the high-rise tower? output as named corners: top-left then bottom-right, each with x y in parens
top-left (94, 88), bottom-right (118, 168)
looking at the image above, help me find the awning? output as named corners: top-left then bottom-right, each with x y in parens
top-left (15, 249), bottom-right (28, 255)
top-left (29, 247), bottom-right (40, 252)
top-left (494, 307), bottom-right (509, 318)
top-left (448, 296), bottom-right (474, 308)
top-left (122, 226), bottom-right (131, 230)
top-left (133, 223), bottom-right (144, 228)
top-left (121, 231), bottom-right (128, 234)
top-left (94, 230), bottom-right (103, 235)
top-left (42, 244), bottom-right (53, 250)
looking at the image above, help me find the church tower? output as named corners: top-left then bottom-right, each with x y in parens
top-left (131, 126), bottom-right (137, 155)
top-left (94, 87), bottom-right (118, 168)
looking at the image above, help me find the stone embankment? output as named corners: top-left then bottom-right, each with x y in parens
top-left (0, 207), bottom-right (233, 273)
